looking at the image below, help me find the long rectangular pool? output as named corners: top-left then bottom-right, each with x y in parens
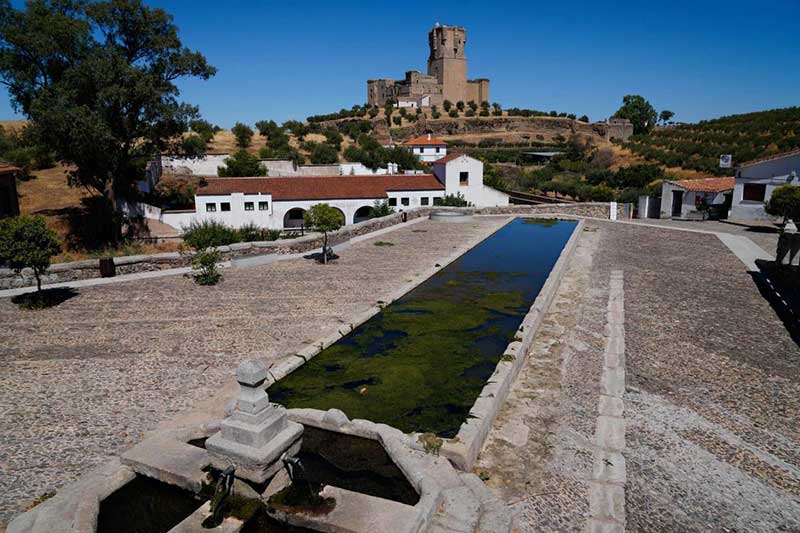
top-left (270, 218), bottom-right (577, 437)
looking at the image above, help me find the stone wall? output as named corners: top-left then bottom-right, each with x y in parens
top-left (0, 203), bottom-right (628, 290)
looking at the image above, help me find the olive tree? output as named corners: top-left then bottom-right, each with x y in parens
top-left (303, 203), bottom-right (344, 264)
top-left (0, 0), bottom-right (216, 243)
top-left (0, 215), bottom-right (61, 292)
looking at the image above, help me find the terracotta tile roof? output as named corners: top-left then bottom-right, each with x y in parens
top-left (0, 165), bottom-right (21, 174)
top-left (740, 148), bottom-right (800, 167)
top-left (196, 174), bottom-right (444, 200)
top-left (433, 152), bottom-right (466, 164)
top-left (666, 177), bottom-right (735, 192)
top-left (403, 134), bottom-right (447, 146)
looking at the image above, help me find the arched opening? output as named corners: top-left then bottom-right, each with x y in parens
top-left (331, 207), bottom-right (346, 225)
top-left (283, 208), bottom-right (306, 229)
top-left (353, 205), bottom-right (373, 224)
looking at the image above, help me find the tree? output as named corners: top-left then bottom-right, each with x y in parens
top-left (370, 199), bottom-right (394, 218)
top-left (468, 100), bottom-right (478, 112)
top-left (231, 122), bottom-right (253, 148)
top-left (305, 142), bottom-right (338, 164)
top-left (456, 101), bottom-right (465, 111)
top-left (766, 185), bottom-right (800, 222)
top-left (578, 115), bottom-right (590, 123)
top-left (492, 102), bottom-right (502, 116)
top-left (303, 203), bottom-right (344, 264)
top-left (0, 215), bottom-right (61, 292)
top-left (180, 134), bottom-right (206, 158)
top-left (218, 150), bottom-right (266, 177)
top-left (443, 100), bottom-right (452, 111)
top-left (659, 110), bottom-right (675, 124)
top-left (189, 119), bottom-right (215, 143)
top-left (392, 116), bottom-right (402, 126)
top-left (448, 109), bottom-right (459, 118)
top-left (439, 193), bottom-right (471, 206)
top-left (613, 95), bottom-right (658, 135)
top-left (0, 0), bottom-right (215, 243)
top-left (322, 128), bottom-right (343, 150)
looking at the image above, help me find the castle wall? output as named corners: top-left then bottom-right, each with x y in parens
top-left (466, 79), bottom-right (490, 105)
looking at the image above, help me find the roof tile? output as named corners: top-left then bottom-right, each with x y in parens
top-left (666, 177), bottom-right (735, 192)
top-left (403, 134), bottom-right (447, 146)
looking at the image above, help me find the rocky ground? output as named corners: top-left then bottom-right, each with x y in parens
top-left (0, 216), bottom-right (507, 526)
top-left (476, 221), bottom-right (800, 531)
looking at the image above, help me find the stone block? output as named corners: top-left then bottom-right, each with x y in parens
top-left (589, 482), bottom-right (625, 522)
top-left (595, 415), bottom-right (626, 452)
top-left (322, 408), bottom-right (350, 428)
top-left (601, 366), bottom-right (626, 398)
top-left (592, 450), bottom-right (626, 485)
top-left (597, 395), bottom-right (624, 417)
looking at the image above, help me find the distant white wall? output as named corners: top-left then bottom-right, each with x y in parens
top-left (410, 145), bottom-right (447, 162)
top-left (660, 182), bottom-right (727, 219)
top-left (162, 154), bottom-right (230, 176)
top-left (730, 153), bottom-right (800, 220)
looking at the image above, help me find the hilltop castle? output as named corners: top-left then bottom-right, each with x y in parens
top-left (367, 24), bottom-right (490, 108)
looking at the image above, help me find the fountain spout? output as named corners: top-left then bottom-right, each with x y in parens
top-left (207, 465), bottom-right (235, 526)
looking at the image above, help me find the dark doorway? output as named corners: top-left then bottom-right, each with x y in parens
top-left (671, 190), bottom-right (683, 217)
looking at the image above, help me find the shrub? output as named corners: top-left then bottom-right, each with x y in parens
top-left (479, 109), bottom-right (490, 117)
top-left (191, 248), bottom-right (222, 285)
top-left (370, 199), bottom-right (394, 218)
top-left (468, 101), bottom-right (478, 112)
top-left (0, 215), bottom-right (61, 293)
top-left (443, 100), bottom-right (452, 111)
top-left (182, 220), bottom-right (239, 249)
top-left (231, 122), bottom-right (254, 148)
top-left (448, 109), bottom-right (459, 118)
top-left (438, 193), bottom-right (471, 206)
top-left (218, 150), bottom-right (266, 177)
top-left (432, 111), bottom-right (441, 119)
top-left (180, 134), bottom-right (206, 158)
top-left (578, 115), bottom-right (589, 122)
top-left (392, 116), bottom-right (402, 126)
top-left (189, 119), bottom-right (215, 143)
top-left (305, 142), bottom-right (339, 164)
top-left (766, 185), bottom-right (800, 222)
top-left (465, 109), bottom-right (476, 117)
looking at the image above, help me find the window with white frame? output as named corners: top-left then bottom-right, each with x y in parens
top-left (259, 201), bottom-right (269, 211)
top-left (388, 197), bottom-right (397, 206)
top-left (244, 202), bottom-right (254, 211)
top-left (401, 197), bottom-right (410, 206)
top-left (220, 202), bottom-right (231, 212)
top-left (421, 197), bottom-right (429, 205)
top-left (206, 203), bottom-right (216, 212)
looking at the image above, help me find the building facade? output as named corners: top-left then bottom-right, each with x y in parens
top-left (730, 149), bottom-right (800, 221)
top-left (367, 24), bottom-right (490, 108)
top-left (181, 174), bottom-right (446, 230)
top-left (431, 153), bottom-right (509, 207)
top-left (403, 134), bottom-right (448, 162)
top-left (659, 177), bottom-right (734, 219)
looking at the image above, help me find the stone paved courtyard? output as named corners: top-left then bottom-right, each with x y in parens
top-left (3, 215), bottom-right (799, 530)
top-left (0, 216), bottom-right (506, 526)
top-left (476, 221), bottom-right (800, 531)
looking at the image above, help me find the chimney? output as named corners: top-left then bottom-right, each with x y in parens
top-left (427, 133), bottom-right (431, 140)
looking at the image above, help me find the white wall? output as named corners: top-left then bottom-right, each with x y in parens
top-left (660, 182), bottom-right (726, 219)
top-left (162, 154), bottom-right (230, 176)
top-left (730, 153), bottom-right (800, 220)
top-left (432, 155), bottom-right (509, 207)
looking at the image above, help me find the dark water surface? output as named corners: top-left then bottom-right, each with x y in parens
top-left (271, 218), bottom-right (577, 436)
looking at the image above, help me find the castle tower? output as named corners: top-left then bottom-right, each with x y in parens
top-left (427, 24), bottom-right (468, 104)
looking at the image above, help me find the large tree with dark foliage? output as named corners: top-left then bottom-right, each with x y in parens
top-left (0, 0), bottom-right (215, 242)
top-left (613, 95), bottom-right (658, 135)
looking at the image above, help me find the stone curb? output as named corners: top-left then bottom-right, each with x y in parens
top-left (439, 218), bottom-right (586, 471)
top-left (587, 270), bottom-right (627, 533)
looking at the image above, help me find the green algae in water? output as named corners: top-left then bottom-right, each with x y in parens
top-left (270, 218), bottom-right (577, 437)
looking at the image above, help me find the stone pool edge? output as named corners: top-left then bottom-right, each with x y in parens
top-left (438, 217), bottom-right (585, 470)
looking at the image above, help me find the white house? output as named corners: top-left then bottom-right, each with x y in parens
top-left (183, 174), bottom-right (446, 230)
top-left (403, 134), bottom-right (448, 162)
top-left (431, 153), bottom-right (509, 207)
top-left (730, 149), bottom-right (800, 220)
top-left (659, 177), bottom-right (734, 219)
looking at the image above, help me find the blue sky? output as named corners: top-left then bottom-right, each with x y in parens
top-left (2, 0), bottom-right (798, 127)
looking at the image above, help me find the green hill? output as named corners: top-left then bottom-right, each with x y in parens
top-left (625, 107), bottom-right (800, 175)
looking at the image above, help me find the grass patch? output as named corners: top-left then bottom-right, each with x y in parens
top-left (374, 241), bottom-right (394, 247)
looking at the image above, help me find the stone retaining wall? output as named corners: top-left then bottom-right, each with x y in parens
top-left (0, 203), bottom-right (623, 289)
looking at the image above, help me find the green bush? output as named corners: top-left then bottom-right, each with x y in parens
top-left (192, 248), bottom-right (222, 285)
top-left (183, 220), bottom-right (239, 249)
top-left (231, 122), bottom-right (253, 148)
top-left (438, 193), bottom-right (471, 206)
top-left (0, 215), bottom-right (61, 292)
top-left (766, 185), bottom-right (800, 221)
top-left (448, 109), bottom-right (459, 118)
top-left (370, 199), bottom-right (394, 218)
top-left (218, 150), bottom-right (266, 177)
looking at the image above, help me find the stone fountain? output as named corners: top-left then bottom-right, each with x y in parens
top-left (206, 359), bottom-right (303, 484)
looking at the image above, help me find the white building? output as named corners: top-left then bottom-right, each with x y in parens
top-left (659, 177), bottom-right (734, 219)
top-left (730, 149), bottom-right (800, 220)
top-left (432, 153), bottom-right (509, 207)
top-left (403, 134), bottom-right (448, 162)
top-left (182, 174), bottom-right (446, 230)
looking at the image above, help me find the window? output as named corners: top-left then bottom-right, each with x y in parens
top-left (259, 201), bottom-right (269, 211)
top-left (388, 197), bottom-right (397, 206)
top-left (244, 202), bottom-right (254, 211)
top-left (421, 197), bottom-right (429, 206)
top-left (418, 147), bottom-right (423, 153)
top-left (742, 184), bottom-right (766, 202)
top-left (206, 203), bottom-right (216, 212)
top-left (459, 171), bottom-right (469, 185)
top-left (435, 147), bottom-right (440, 153)
top-left (220, 202), bottom-right (231, 212)
top-left (433, 197), bottom-right (442, 205)
top-left (401, 197), bottom-right (410, 206)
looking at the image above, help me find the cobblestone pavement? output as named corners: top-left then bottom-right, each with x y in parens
top-left (627, 217), bottom-right (779, 254)
top-left (0, 217), bottom-right (507, 526)
top-left (476, 221), bottom-right (800, 531)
